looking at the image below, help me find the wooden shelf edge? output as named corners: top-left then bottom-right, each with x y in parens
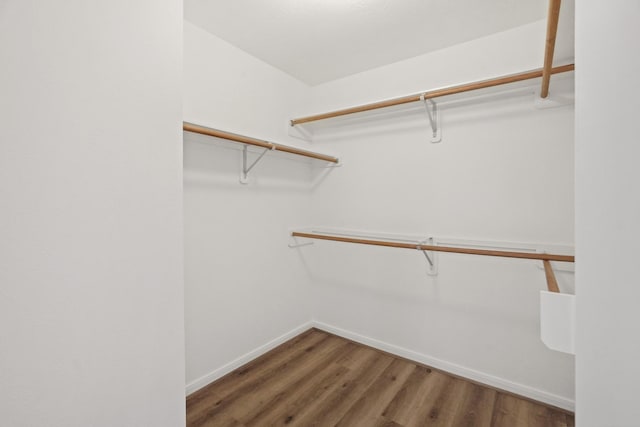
top-left (183, 122), bottom-right (339, 164)
top-left (290, 64), bottom-right (575, 126)
top-left (291, 231), bottom-right (575, 263)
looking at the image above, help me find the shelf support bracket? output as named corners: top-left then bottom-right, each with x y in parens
top-left (287, 121), bottom-right (313, 142)
top-left (288, 240), bottom-right (314, 249)
top-left (316, 161), bottom-right (343, 169)
top-left (240, 145), bottom-right (271, 184)
top-left (420, 247), bottom-right (434, 266)
top-left (420, 94), bottom-right (441, 143)
top-left (418, 237), bottom-right (438, 276)
top-left (288, 241), bottom-right (314, 248)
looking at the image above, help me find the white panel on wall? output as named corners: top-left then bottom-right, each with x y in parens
top-left (0, 1), bottom-right (184, 426)
top-left (540, 291), bottom-right (575, 355)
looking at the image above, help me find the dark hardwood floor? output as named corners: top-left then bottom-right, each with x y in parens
top-left (186, 329), bottom-right (574, 427)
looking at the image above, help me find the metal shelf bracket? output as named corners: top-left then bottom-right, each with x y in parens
top-left (316, 161), bottom-right (343, 169)
top-left (287, 121), bottom-right (313, 142)
top-left (288, 235), bottom-right (315, 249)
top-left (418, 237), bottom-right (438, 276)
top-left (240, 145), bottom-right (272, 184)
top-left (420, 94), bottom-right (442, 143)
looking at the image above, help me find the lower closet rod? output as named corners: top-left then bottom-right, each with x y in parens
top-left (291, 231), bottom-right (574, 263)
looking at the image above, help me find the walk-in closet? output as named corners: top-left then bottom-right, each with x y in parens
top-left (2, 1), bottom-right (639, 426)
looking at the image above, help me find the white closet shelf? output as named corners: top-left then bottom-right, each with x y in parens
top-left (291, 229), bottom-right (576, 354)
top-left (291, 0), bottom-right (569, 129)
top-left (290, 64), bottom-right (574, 127)
top-left (290, 230), bottom-right (574, 293)
top-left (183, 122), bottom-right (339, 164)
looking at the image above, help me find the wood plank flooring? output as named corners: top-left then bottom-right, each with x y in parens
top-left (187, 329), bottom-right (574, 427)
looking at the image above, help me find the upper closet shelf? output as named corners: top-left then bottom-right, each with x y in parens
top-left (184, 122), bottom-right (338, 163)
top-left (183, 122), bottom-right (339, 184)
top-left (290, 64), bottom-right (574, 127)
top-left (289, 0), bottom-right (570, 142)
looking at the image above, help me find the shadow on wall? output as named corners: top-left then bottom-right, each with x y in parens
top-left (293, 242), bottom-right (552, 326)
top-left (184, 133), bottom-right (340, 191)
top-left (302, 77), bottom-right (574, 143)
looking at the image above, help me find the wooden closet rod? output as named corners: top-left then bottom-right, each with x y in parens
top-left (183, 122), bottom-right (339, 164)
top-left (290, 64), bottom-right (574, 126)
top-left (541, 0), bottom-right (562, 98)
top-left (543, 260), bottom-right (560, 293)
top-left (291, 231), bottom-right (575, 263)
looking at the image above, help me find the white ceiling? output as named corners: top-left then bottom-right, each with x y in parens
top-left (184, 0), bottom-right (549, 86)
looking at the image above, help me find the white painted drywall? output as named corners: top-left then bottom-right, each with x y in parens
top-left (298, 20), bottom-right (576, 408)
top-left (184, 0), bottom-right (548, 85)
top-left (575, 2), bottom-right (640, 425)
top-left (183, 22), bottom-right (321, 391)
top-left (182, 18), bottom-right (576, 409)
top-left (0, 1), bottom-right (185, 426)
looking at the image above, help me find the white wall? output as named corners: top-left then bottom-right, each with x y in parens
top-left (299, 21), bottom-right (576, 408)
top-left (0, 2), bottom-right (184, 426)
top-left (575, 2), bottom-right (640, 426)
top-left (183, 22), bottom-right (321, 392)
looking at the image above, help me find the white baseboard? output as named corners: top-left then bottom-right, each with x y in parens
top-left (185, 321), bottom-right (313, 396)
top-left (185, 319), bottom-right (574, 412)
top-left (311, 321), bottom-right (575, 412)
